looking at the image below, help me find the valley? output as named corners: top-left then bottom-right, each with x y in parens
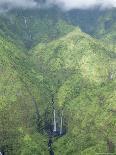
top-left (0, 7), bottom-right (116, 155)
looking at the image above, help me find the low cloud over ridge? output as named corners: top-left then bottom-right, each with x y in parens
top-left (49, 0), bottom-right (116, 10)
top-left (0, 0), bottom-right (116, 11)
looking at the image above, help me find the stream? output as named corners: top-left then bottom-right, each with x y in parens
top-left (48, 137), bottom-right (54, 155)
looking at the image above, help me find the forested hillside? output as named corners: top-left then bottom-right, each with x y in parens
top-left (0, 9), bottom-right (74, 48)
top-left (0, 35), bottom-right (49, 154)
top-left (0, 8), bottom-right (116, 49)
top-left (31, 29), bottom-right (116, 154)
top-left (0, 7), bottom-right (116, 155)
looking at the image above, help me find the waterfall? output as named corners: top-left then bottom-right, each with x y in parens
top-left (29, 33), bottom-right (32, 40)
top-left (60, 110), bottom-right (63, 135)
top-left (53, 109), bottom-right (56, 132)
top-left (23, 16), bottom-right (32, 40)
top-left (24, 17), bottom-right (27, 28)
top-left (110, 74), bottom-right (113, 80)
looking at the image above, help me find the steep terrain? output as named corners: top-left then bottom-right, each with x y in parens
top-left (0, 9), bottom-right (74, 48)
top-left (64, 8), bottom-right (116, 43)
top-left (0, 8), bottom-right (116, 49)
top-left (94, 9), bottom-right (116, 43)
top-left (31, 28), bottom-right (116, 154)
top-left (0, 35), bottom-right (49, 155)
top-left (0, 7), bottom-right (116, 155)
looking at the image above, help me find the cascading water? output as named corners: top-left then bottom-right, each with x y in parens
top-left (60, 110), bottom-right (63, 135)
top-left (47, 97), bottom-right (66, 155)
top-left (24, 16), bottom-right (27, 28)
top-left (0, 152), bottom-right (2, 155)
top-left (53, 109), bottom-right (56, 132)
top-left (23, 16), bottom-right (32, 41)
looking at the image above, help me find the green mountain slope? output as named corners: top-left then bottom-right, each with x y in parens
top-left (0, 9), bottom-right (74, 48)
top-left (94, 9), bottom-right (116, 43)
top-left (64, 8), bottom-right (116, 43)
top-left (0, 35), bottom-right (49, 155)
top-left (31, 29), bottom-right (116, 154)
top-left (0, 8), bottom-right (116, 50)
top-left (0, 8), bottom-right (116, 155)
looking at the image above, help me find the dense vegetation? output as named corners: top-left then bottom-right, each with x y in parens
top-left (0, 35), bottom-right (49, 154)
top-left (31, 29), bottom-right (116, 154)
top-left (0, 7), bottom-right (116, 155)
top-left (0, 9), bottom-right (75, 48)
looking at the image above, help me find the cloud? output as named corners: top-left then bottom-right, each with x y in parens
top-left (48, 0), bottom-right (116, 10)
top-left (0, 0), bottom-right (116, 11)
top-left (0, 0), bottom-right (37, 11)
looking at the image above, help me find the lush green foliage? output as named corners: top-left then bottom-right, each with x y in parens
top-left (0, 36), bottom-right (48, 154)
top-left (0, 8), bottom-right (116, 155)
top-left (31, 29), bottom-right (116, 154)
top-left (0, 9), bottom-right (74, 48)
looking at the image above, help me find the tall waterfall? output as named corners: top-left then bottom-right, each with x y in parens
top-left (60, 110), bottom-right (63, 135)
top-left (24, 16), bottom-right (32, 40)
top-left (53, 109), bottom-right (56, 132)
top-left (24, 17), bottom-right (27, 28)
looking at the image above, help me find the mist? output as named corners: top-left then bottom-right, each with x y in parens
top-left (0, 0), bottom-right (116, 11)
top-left (0, 0), bottom-right (37, 11)
top-left (49, 0), bottom-right (116, 10)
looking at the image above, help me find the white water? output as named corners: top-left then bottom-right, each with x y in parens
top-left (53, 109), bottom-right (57, 132)
top-left (60, 110), bottom-right (63, 135)
top-left (24, 16), bottom-right (32, 40)
top-left (110, 74), bottom-right (113, 80)
top-left (24, 17), bottom-right (28, 28)
top-left (29, 33), bottom-right (32, 39)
